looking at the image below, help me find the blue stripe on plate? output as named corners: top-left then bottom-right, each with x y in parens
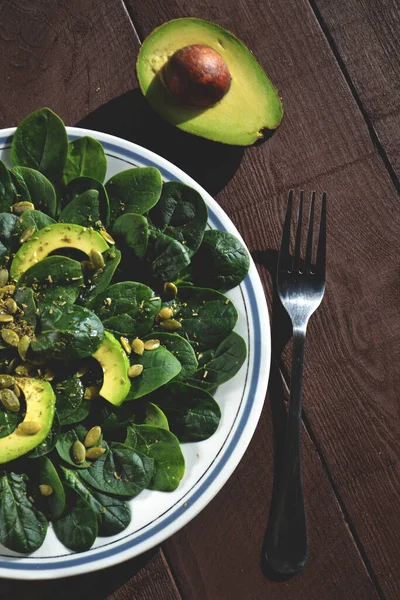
top-left (0, 135), bottom-right (262, 570)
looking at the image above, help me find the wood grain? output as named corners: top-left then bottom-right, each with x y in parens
top-left (311, 0), bottom-right (400, 182)
top-left (122, 0), bottom-right (400, 598)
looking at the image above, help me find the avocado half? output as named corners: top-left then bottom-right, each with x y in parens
top-left (136, 18), bottom-right (283, 145)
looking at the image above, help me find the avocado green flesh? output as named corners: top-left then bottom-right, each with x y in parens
top-left (0, 378), bottom-right (55, 464)
top-left (92, 331), bottom-right (130, 406)
top-left (137, 18), bottom-right (283, 145)
top-left (10, 223), bottom-right (109, 281)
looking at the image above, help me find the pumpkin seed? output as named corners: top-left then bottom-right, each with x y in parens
top-left (131, 338), bottom-right (145, 356)
top-left (85, 446), bottom-right (106, 460)
top-left (0, 285), bottom-right (15, 297)
top-left (5, 297), bottom-right (17, 314)
top-left (120, 336), bottom-right (131, 355)
top-left (128, 364), bottom-right (144, 378)
top-left (39, 484), bottom-right (53, 497)
top-left (6, 357), bottom-right (18, 374)
top-left (14, 364), bottom-right (31, 376)
top-left (158, 307), bottom-right (174, 321)
top-left (0, 374), bottom-right (15, 389)
top-left (76, 365), bottom-right (88, 378)
top-left (12, 201), bottom-right (35, 215)
top-left (19, 226), bottom-right (36, 244)
top-left (13, 384), bottom-right (21, 398)
top-left (0, 314), bottom-right (14, 323)
top-left (84, 426), bottom-right (102, 448)
top-left (100, 229), bottom-right (115, 244)
top-left (84, 385), bottom-right (100, 400)
top-left (164, 282), bottom-right (178, 298)
top-left (0, 388), bottom-right (20, 412)
top-left (18, 421), bottom-right (41, 435)
top-left (43, 368), bottom-right (55, 381)
top-left (89, 248), bottom-right (105, 270)
top-left (17, 335), bottom-right (31, 360)
top-left (144, 339), bottom-right (160, 351)
top-left (0, 269), bottom-right (9, 287)
top-left (1, 328), bottom-right (19, 347)
top-left (71, 440), bottom-right (86, 464)
top-left (160, 319), bottom-right (182, 331)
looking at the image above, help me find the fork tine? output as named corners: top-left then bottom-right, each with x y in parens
top-left (305, 191), bottom-right (315, 273)
top-left (293, 191), bottom-right (304, 272)
top-left (278, 190), bottom-right (293, 272)
top-left (316, 192), bottom-right (327, 275)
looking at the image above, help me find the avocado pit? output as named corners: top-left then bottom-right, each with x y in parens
top-left (163, 44), bottom-right (231, 107)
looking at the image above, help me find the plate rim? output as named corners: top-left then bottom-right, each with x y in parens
top-left (0, 126), bottom-right (270, 579)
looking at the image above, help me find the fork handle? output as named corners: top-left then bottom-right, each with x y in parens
top-left (265, 328), bottom-right (308, 574)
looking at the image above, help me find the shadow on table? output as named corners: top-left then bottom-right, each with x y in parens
top-left (0, 548), bottom-right (157, 599)
top-left (77, 89), bottom-right (244, 195)
top-left (251, 249), bottom-right (298, 582)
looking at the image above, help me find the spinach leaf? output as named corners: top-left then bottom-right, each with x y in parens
top-left (135, 402), bottom-right (169, 429)
top-left (79, 442), bottom-right (154, 498)
top-left (11, 108), bottom-right (68, 183)
top-left (11, 167), bottom-right (57, 218)
top-left (188, 332), bottom-right (247, 391)
top-left (89, 281), bottom-right (160, 337)
top-left (0, 406), bottom-right (19, 438)
top-left (32, 305), bottom-right (104, 359)
top-left (34, 456), bottom-right (65, 519)
top-left (18, 256), bottom-right (83, 307)
top-left (80, 248), bottom-right (121, 306)
top-left (106, 167), bottom-right (162, 221)
top-left (62, 467), bottom-right (131, 536)
top-left (53, 483), bottom-right (97, 552)
top-left (0, 472), bottom-right (48, 553)
top-left (130, 425), bottom-right (185, 491)
top-left (191, 230), bottom-right (250, 292)
top-left (61, 401), bottom-right (91, 425)
top-left (145, 230), bottom-right (191, 283)
top-left (151, 382), bottom-right (221, 442)
top-left (54, 376), bottom-right (84, 424)
top-left (0, 212), bottom-right (18, 264)
top-left (59, 189), bottom-right (101, 228)
top-left (171, 287), bottom-right (238, 351)
top-left (63, 176), bottom-right (110, 225)
top-left (144, 332), bottom-right (197, 382)
top-left (28, 413), bottom-right (61, 458)
top-left (14, 286), bottom-right (37, 329)
top-left (15, 209), bottom-right (55, 236)
top-left (126, 345), bottom-right (181, 400)
top-left (55, 428), bottom-right (92, 469)
top-left (0, 160), bottom-right (15, 211)
top-left (112, 213), bottom-right (148, 258)
top-left (99, 400), bottom-right (169, 432)
top-left (148, 181), bottom-right (207, 256)
top-left (63, 136), bottom-right (107, 185)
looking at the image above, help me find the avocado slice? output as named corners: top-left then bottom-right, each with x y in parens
top-left (10, 223), bottom-right (109, 280)
top-left (137, 18), bottom-right (283, 145)
top-left (92, 331), bottom-right (130, 406)
top-left (0, 378), bottom-right (55, 464)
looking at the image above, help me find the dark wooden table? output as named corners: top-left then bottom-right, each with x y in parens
top-left (0, 1), bottom-right (399, 598)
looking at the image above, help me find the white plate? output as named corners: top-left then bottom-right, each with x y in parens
top-left (0, 127), bottom-right (270, 579)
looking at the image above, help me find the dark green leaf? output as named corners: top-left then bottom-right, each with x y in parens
top-left (126, 345), bottom-right (181, 400)
top-left (79, 442), bottom-right (154, 497)
top-left (145, 230), bottom-right (191, 283)
top-left (14, 286), bottom-right (37, 329)
top-left (80, 248), bottom-right (121, 307)
top-left (55, 429), bottom-right (92, 469)
top-left (151, 382), bottom-right (221, 442)
top-left (63, 176), bottom-right (110, 225)
top-left (32, 305), bottom-right (104, 359)
top-left (59, 189), bottom-right (102, 228)
top-left (63, 137), bottom-right (107, 185)
top-left (112, 213), bottom-right (148, 257)
top-left (0, 406), bottom-right (19, 438)
top-left (11, 108), bottom-right (68, 183)
top-left (28, 413), bottom-right (61, 458)
top-left (106, 167), bottom-right (162, 221)
top-left (149, 181), bottom-right (208, 256)
top-left (54, 376), bottom-right (84, 424)
top-left (89, 281), bottom-right (160, 337)
top-left (53, 482), bottom-right (97, 551)
top-left (131, 424), bottom-right (185, 491)
top-left (0, 160), bottom-right (15, 211)
top-left (11, 167), bottom-right (57, 217)
top-left (144, 332), bottom-right (197, 382)
top-left (15, 209), bottom-right (55, 236)
top-left (62, 467), bottom-right (131, 536)
top-left (0, 472), bottom-right (48, 553)
top-left (34, 456), bottom-right (65, 519)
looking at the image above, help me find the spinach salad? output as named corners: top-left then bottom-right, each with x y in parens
top-left (0, 108), bottom-right (249, 553)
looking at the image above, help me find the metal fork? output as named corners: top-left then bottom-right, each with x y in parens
top-left (265, 190), bottom-right (326, 574)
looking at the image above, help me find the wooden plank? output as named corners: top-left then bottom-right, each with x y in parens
top-left (310, 0), bottom-right (400, 182)
top-left (0, 549), bottom-right (181, 599)
top-left (121, 0), bottom-right (400, 598)
top-left (0, 0), bottom-right (139, 127)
